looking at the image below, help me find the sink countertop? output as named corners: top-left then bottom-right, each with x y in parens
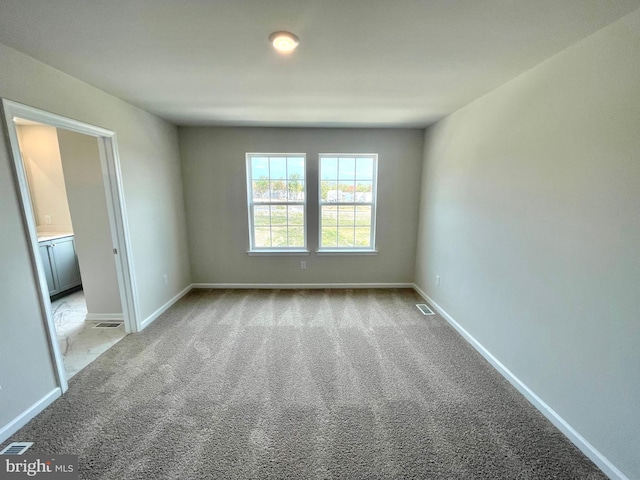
top-left (37, 232), bottom-right (74, 242)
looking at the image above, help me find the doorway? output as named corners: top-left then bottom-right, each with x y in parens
top-left (1, 99), bottom-right (140, 393)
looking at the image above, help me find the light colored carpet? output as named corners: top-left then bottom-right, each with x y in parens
top-left (4, 289), bottom-right (605, 479)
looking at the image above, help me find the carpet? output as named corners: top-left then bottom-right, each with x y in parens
top-left (4, 288), bottom-right (605, 479)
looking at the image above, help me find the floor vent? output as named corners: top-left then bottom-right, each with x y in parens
top-left (93, 322), bottom-right (122, 328)
top-left (0, 442), bottom-right (33, 455)
top-left (416, 304), bottom-right (435, 316)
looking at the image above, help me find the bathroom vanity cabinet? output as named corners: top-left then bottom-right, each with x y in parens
top-left (38, 234), bottom-right (82, 296)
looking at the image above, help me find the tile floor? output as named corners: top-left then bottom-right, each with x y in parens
top-left (51, 290), bottom-right (126, 379)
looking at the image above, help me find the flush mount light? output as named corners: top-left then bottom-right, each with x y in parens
top-left (268, 31), bottom-right (300, 53)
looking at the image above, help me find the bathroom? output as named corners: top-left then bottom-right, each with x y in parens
top-left (15, 120), bottom-right (126, 378)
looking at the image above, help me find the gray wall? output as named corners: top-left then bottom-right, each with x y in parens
top-left (0, 42), bottom-right (191, 435)
top-left (415, 9), bottom-right (640, 479)
top-left (57, 129), bottom-right (122, 316)
top-left (179, 127), bottom-right (424, 285)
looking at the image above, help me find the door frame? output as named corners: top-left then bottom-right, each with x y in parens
top-left (1, 99), bottom-right (140, 393)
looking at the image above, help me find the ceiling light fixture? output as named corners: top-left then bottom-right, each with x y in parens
top-left (268, 31), bottom-right (300, 53)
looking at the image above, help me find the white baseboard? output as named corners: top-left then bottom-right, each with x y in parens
top-left (192, 282), bottom-right (414, 289)
top-left (85, 313), bottom-right (124, 323)
top-left (140, 284), bottom-right (193, 330)
top-left (0, 388), bottom-right (60, 444)
top-left (412, 284), bottom-right (628, 480)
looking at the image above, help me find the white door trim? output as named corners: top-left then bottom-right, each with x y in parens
top-left (1, 99), bottom-right (140, 393)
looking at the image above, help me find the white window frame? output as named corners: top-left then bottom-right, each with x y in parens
top-left (317, 153), bottom-right (378, 254)
top-left (246, 153), bottom-right (308, 254)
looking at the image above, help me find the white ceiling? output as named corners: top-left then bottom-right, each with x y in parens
top-left (0, 1), bottom-right (638, 128)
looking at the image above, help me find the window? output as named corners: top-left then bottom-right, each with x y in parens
top-left (246, 154), bottom-right (306, 252)
top-left (319, 154), bottom-right (377, 251)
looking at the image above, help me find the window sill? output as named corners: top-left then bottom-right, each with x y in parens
top-left (247, 250), bottom-right (310, 256)
top-left (316, 249), bottom-right (378, 256)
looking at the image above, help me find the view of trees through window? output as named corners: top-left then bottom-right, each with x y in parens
top-left (247, 155), bottom-right (306, 249)
top-left (247, 153), bottom-right (377, 251)
top-left (319, 155), bottom-right (377, 249)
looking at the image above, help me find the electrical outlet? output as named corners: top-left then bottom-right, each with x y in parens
top-left (45, 215), bottom-right (52, 224)
top-left (163, 274), bottom-right (168, 285)
top-left (300, 261), bottom-right (307, 270)
top-left (436, 275), bottom-right (441, 286)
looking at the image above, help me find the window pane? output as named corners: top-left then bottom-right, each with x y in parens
top-left (338, 157), bottom-right (356, 181)
top-left (254, 206), bottom-right (271, 226)
top-left (271, 227), bottom-right (288, 247)
top-left (355, 182), bottom-right (372, 203)
top-left (338, 206), bottom-right (355, 227)
top-left (251, 157), bottom-right (269, 179)
top-left (321, 181), bottom-right (337, 202)
top-left (355, 227), bottom-right (371, 247)
top-left (338, 182), bottom-right (355, 202)
top-left (288, 177), bottom-right (304, 201)
top-left (322, 227), bottom-right (337, 247)
top-left (270, 180), bottom-right (286, 200)
top-left (270, 157), bottom-right (287, 180)
top-left (355, 157), bottom-right (374, 180)
top-left (287, 157), bottom-right (305, 179)
top-left (288, 205), bottom-right (304, 225)
top-left (253, 178), bottom-right (270, 202)
top-left (288, 226), bottom-right (304, 247)
top-left (321, 205), bottom-right (337, 225)
top-left (321, 157), bottom-right (338, 180)
top-left (271, 205), bottom-right (287, 225)
top-left (337, 228), bottom-right (355, 247)
top-left (254, 227), bottom-right (271, 247)
top-left (355, 206), bottom-right (371, 226)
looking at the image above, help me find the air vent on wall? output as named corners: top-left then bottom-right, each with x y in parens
top-left (416, 304), bottom-right (435, 316)
top-left (93, 322), bottom-right (122, 328)
top-left (0, 442), bottom-right (33, 455)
